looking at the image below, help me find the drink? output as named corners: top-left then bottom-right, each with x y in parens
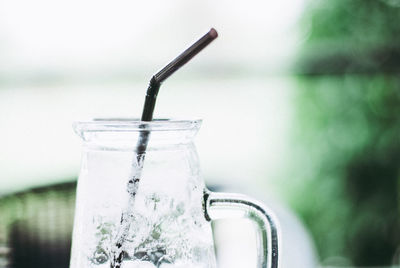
top-left (70, 119), bottom-right (279, 268)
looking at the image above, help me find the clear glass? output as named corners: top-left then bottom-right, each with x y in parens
top-left (70, 119), bottom-right (279, 268)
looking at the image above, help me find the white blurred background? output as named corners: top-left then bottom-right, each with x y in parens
top-left (0, 0), bottom-right (306, 194)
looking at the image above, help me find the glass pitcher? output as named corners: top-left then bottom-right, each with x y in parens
top-left (70, 119), bottom-right (279, 268)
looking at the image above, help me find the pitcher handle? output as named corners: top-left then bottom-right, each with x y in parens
top-left (204, 190), bottom-right (280, 268)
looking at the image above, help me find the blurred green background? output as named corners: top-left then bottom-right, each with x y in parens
top-left (288, 0), bottom-right (400, 266)
top-left (0, 0), bottom-right (399, 267)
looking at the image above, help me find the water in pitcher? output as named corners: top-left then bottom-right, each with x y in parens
top-left (70, 191), bottom-right (215, 268)
top-left (69, 122), bottom-right (217, 268)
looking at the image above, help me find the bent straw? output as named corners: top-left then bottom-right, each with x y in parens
top-left (111, 28), bottom-right (218, 268)
top-left (142, 27), bottom-right (218, 121)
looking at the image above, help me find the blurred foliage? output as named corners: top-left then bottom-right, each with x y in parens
top-left (290, 0), bottom-right (400, 265)
top-left (295, 0), bottom-right (400, 74)
top-left (288, 75), bottom-right (400, 265)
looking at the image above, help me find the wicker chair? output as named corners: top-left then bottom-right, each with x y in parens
top-left (0, 181), bottom-right (77, 268)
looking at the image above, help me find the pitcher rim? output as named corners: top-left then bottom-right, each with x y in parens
top-left (73, 118), bottom-right (202, 133)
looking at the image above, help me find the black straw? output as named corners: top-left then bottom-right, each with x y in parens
top-left (141, 28), bottom-right (218, 122)
top-left (111, 28), bottom-right (218, 268)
